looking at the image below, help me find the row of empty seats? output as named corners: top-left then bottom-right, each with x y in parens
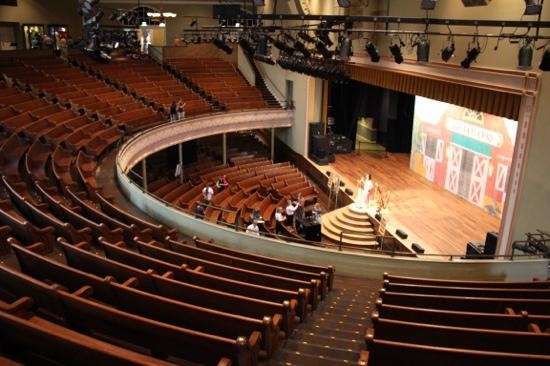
top-left (362, 272), bottom-right (550, 365)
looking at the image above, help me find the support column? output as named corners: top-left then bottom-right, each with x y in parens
top-left (178, 142), bottom-right (183, 184)
top-left (142, 158), bottom-right (147, 192)
top-left (222, 133), bottom-right (227, 165)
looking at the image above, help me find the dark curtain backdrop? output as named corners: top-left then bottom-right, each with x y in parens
top-left (328, 80), bottom-right (415, 153)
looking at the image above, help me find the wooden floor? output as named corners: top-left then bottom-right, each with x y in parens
top-left (315, 151), bottom-right (501, 256)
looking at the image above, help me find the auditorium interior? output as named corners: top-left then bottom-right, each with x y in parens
top-left (0, 0), bottom-right (550, 365)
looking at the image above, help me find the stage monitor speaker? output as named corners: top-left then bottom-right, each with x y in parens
top-left (396, 229), bottom-right (408, 239)
top-left (412, 243), bottom-right (425, 254)
top-left (484, 231), bottom-right (498, 258)
top-left (309, 122), bottom-right (324, 137)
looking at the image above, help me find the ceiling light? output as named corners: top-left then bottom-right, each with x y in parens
top-left (421, 0), bottom-right (437, 10)
top-left (540, 49), bottom-right (550, 71)
top-left (337, 0), bottom-right (351, 8)
top-left (524, 0), bottom-right (543, 15)
top-left (441, 38), bottom-right (455, 62)
top-left (518, 38), bottom-right (533, 70)
top-left (413, 35), bottom-right (430, 63)
top-left (462, 0), bottom-right (491, 6)
top-left (389, 40), bottom-right (404, 64)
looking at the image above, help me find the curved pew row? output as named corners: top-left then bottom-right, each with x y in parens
top-left (11, 240), bottom-right (281, 359)
top-left (0, 262), bottom-right (254, 366)
top-left (0, 296), bottom-right (177, 366)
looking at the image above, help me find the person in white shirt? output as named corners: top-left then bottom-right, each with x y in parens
top-left (202, 184), bottom-right (214, 204)
top-left (285, 199), bottom-right (298, 225)
top-left (246, 219), bottom-right (260, 236)
top-left (275, 206), bottom-right (286, 234)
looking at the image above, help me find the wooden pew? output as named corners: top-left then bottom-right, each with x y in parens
top-left (193, 237), bottom-right (335, 291)
top-left (0, 225), bottom-right (11, 255)
top-left (0, 199), bottom-right (55, 253)
top-left (134, 237), bottom-right (319, 310)
top-left (0, 264), bottom-right (258, 366)
top-left (64, 185), bottom-right (153, 242)
top-left (167, 237), bottom-right (328, 300)
top-left (365, 338), bottom-right (550, 366)
top-left (0, 296), bottom-right (178, 366)
top-left (377, 290), bottom-right (550, 315)
top-left (366, 317), bottom-right (550, 355)
top-left (373, 302), bottom-right (550, 332)
top-left (383, 272), bottom-right (550, 288)
top-left (382, 280), bottom-right (550, 299)
top-left (14, 241), bottom-right (281, 358)
top-left (80, 237), bottom-right (307, 322)
top-left (94, 190), bottom-right (178, 242)
top-left (34, 181), bottom-right (125, 243)
top-left (97, 238), bottom-right (298, 336)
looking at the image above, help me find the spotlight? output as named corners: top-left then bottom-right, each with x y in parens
top-left (462, 0), bottom-right (491, 6)
top-left (441, 38), bottom-right (455, 62)
top-left (524, 0), bottom-right (543, 15)
top-left (338, 34), bottom-right (352, 61)
top-left (389, 42), bottom-right (404, 64)
top-left (365, 41), bottom-right (380, 62)
top-left (540, 49), bottom-right (550, 71)
top-left (298, 31), bottom-right (316, 44)
top-left (518, 38), bottom-right (533, 70)
top-left (413, 35), bottom-right (430, 63)
top-left (460, 45), bottom-right (481, 68)
top-left (421, 0), bottom-right (437, 10)
top-left (337, 0), bottom-right (351, 8)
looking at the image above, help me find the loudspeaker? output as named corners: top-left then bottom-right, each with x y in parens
top-left (396, 229), bottom-right (408, 239)
top-left (412, 243), bottom-right (425, 254)
top-left (312, 135), bottom-right (330, 158)
top-left (484, 231), bottom-right (498, 257)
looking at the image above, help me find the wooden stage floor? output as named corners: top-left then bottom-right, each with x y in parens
top-left (313, 151), bottom-right (501, 256)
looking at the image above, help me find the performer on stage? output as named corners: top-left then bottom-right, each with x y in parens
top-left (363, 174), bottom-right (373, 206)
top-left (355, 178), bottom-right (365, 209)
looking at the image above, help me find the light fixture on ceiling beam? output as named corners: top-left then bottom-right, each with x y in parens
top-left (421, 0), bottom-right (437, 10)
top-left (364, 40), bottom-right (380, 62)
top-left (518, 37), bottom-right (533, 69)
top-left (524, 0), bottom-right (543, 15)
top-left (413, 34), bottom-right (430, 63)
top-left (441, 36), bottom-right (455, 62)
top-left (460, 38), bottom-right (481, 68)
top-left (337, 0), bottom-right (351, 8)
top-left (461, 0), bottom-right (491, 6)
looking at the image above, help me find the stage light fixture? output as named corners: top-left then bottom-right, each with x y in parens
top-left (389, 40), bottom-right (404, 64)
top-left (518, 38), bottom-right (533, 70)
top-left (337, 0), bottom-right (351, 8)
top-left (441, 38), bottom-right (455, 62)
top-left (413, 35), bottom-right (430, 63)
top-left (460, 44), bottom-right (481, 68)
top-left (524, 0), bottom-right (543, 15)
top-left (365, 41), bottom-right (380, 62)
top-left (540, 49), bottom-right (550, 71)
top-left (298, 31), bottom-right (316, 44)
top-left (421, 0), bottom-right (437, 10)
top-left (462, 0), bottom-right (491, 6)
top-left (338, 34), bottom-right (352, 61)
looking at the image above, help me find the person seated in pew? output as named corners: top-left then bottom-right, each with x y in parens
top-left (246, 219), bottom-right (260, 236)
top-left (216, 174), bottom-right (229, 192)
top-left (249, 208), bottom-right (263, 224)
top-left (195, 204), bottom-right (204, 219)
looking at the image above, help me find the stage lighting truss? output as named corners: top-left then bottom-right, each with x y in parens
top-left (276, 55), bottom-right (349, 82)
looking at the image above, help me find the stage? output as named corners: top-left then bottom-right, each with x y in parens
top-left (311, 151), bottom-right (501, 256)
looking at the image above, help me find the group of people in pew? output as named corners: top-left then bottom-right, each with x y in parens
top-left (169, 99), bottom-right (186, 121)
top-left (280, 195), bottom-right (322, 236)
